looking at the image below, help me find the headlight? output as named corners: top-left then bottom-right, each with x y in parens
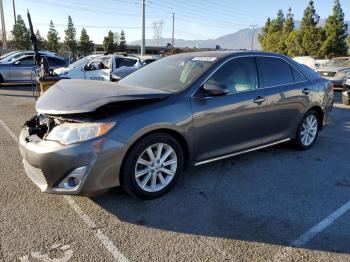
top-left (46, 122), bottom-right (115, 145)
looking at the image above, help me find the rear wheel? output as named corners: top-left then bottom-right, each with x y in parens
top-left (293, 110), bottom-right (320, 150)
top-left (121, 133), bottom-right (184, 199)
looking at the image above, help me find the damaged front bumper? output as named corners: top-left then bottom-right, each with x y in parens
top-left (19, 116), bottom-right (127, 195)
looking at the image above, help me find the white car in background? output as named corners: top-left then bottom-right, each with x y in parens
top-left (55, 54), bottom-right (141, 81)
top-left (54, 55), bottom-right (102, 79)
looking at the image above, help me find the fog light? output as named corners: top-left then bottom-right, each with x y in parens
top-left (58, 166), bottom-right (87, 190)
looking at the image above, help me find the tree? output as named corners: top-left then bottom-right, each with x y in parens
top-left (35, 30), bottom-right (46, 50)
top-left (46, 20), bottom-right (60, 52)
top-left (280, 7), bottom-right (295, 55)
top-left (285, 30), bottom-right (303, 57)
top-left (299, 0), bottom-right (324, 56)
top-left (64, 16), bottom-right (77, 55)
top-left (119, 30), bottom-right (126, 52)
top-left (258, 10), bottom-right (285, 54)
top-left (11, 15), bottom-right (31, 50)
top-left (103, 30), bottom-right (116, 54)
top-left (320, 0), bottom-right (348, 58)
top-left (348, 35), bottom-right (350, 53)
top-left (79, 28), bottom-right (94, 56)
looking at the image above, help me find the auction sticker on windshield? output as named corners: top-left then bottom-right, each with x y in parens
top-left (192, 57), bottom-right (217, 62)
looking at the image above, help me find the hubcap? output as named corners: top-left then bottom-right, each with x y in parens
top-left (301, 114), bottom-right (318, 146)
top-left (135, 143), bottom-right (177, 193)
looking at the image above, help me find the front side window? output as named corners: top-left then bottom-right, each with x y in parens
top-left (259, 57), bottom-right (294, 87)
top-left (206, 57), bottom-right (259, 93)
top-left (18, 57), bottom-right (35, 66)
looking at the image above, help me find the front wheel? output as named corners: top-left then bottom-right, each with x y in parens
top-left (121, 133), bottom-right (184, 199)
top-left (293, 110), bottom-right (320, 150)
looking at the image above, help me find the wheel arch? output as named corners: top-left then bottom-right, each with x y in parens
top-left (307, 105), bottom-right (324, 130)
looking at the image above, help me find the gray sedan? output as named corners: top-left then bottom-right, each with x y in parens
top-left (0, 54), bottom-right (66, 84)
top-left (19, 51), bottom-right (334, 199)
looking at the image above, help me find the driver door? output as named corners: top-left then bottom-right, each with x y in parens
top-left (190, 57), bottom-right (268, 162)
top-left (85, 57), bottom-right (112, 81)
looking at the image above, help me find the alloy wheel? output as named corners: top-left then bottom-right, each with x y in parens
top-left (135, 143), bottom-right (178, 193)
top-left (300, 114), bottom-right (318, 146)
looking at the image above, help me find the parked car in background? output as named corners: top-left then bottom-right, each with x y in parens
top-left (19, 51), bottom-right (333, 199)
top-left (111, 58), bottom-right (158, 81)
top-left (0, 51), bottom-right (60, 64)
top-left (55, 54), bottom-right (141, 81)
top-left (0, 51), bottom-right (20, 61)
top-left (54, 54), bottom-right (102, 78)
top-left (293, 56), bottom-right (318, 70)
top-left (0, 54), bottom-right (66, 84)
top-left (316, 57), bottom-right (350, 90)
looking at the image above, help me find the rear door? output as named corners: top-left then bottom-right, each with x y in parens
top-left (257, 56), bottom-right (310, 142)
top-left (191, 56), bottom-right (268, 162)
top-left (10, 56), bottom-right (36, 82)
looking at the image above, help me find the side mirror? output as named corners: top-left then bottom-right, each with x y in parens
top-left (84, 64), bottom-right (89, 71)
top-left (202, 82), bottom-right (229, 96)
top-left (14, 60), bottom-right (20, 65)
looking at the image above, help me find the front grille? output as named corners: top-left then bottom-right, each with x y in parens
top-left (319, 71), bottom-right (336, 77)
top-left (23, 159), bottom-right (48, 191)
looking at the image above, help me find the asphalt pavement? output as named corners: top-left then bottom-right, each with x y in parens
top-left (0, 85), bottom-right (350, 262)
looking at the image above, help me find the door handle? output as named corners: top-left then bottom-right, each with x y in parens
top-left (253, 96), bottom-right (266, 105)
top-left (302, 88), bottom-right (311, 95)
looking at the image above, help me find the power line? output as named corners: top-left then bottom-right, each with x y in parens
top-left (147, 3), bottom-right (253, 28)
top-left (149, 0), bottom-right (264, 26)
top-left (141, 0), bottom-right (145, 55)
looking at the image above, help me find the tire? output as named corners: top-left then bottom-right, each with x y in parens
top-left (293, 110), bottom-right (320, 150)
top-left (121, 133), bottom-right (184, 199)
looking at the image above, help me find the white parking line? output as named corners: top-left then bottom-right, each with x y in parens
top-left (0, 118), bottom-right (129, 262)
top-left (273, 200), bottom-right (350, 261)
top-left (291, 200), bottom-right (350, 247)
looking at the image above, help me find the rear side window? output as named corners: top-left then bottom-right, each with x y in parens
top-left (292, 67), bottom-right (306, 82)
top-left (117, 58), bottom-right (137, 68)
top-left (259, 57), bottom-right (294, 87)
top-left (207, 57), bottom-right (259, 93)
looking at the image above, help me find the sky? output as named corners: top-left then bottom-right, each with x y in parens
top-left (3, 0), bottom-right (350, 44)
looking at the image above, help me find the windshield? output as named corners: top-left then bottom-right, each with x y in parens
top-left (69, 56), bottom-right (99, 68)
top-left (324, 58), bottom-right (350, 67)
top-left (119, 54), bottom-right (217, 93)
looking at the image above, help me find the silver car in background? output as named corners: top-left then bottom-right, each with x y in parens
top-left (0, 54), bottom-right (66, 84)
top-left (316, 57), bottom-right (350, 90)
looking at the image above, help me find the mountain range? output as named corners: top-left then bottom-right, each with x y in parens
top-left (130, 20), bottom-right (350, 50)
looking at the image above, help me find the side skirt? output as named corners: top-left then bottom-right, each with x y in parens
top-left (194, 138), bottom-right (291, 166)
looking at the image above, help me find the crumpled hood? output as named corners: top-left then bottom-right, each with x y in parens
top-left (36, 79), bottom-right (170, 115)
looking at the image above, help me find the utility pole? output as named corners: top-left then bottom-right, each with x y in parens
top-left (12, 0), bottom-right (16, 23)
top-left (141, 0), bottom-right (145, 56)
top-left (250, 24), bottom-right (258, 51)
top-left (172, 13), bottom-right (175, 51)
top-left (0, 0), bottom-right (7, 50)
